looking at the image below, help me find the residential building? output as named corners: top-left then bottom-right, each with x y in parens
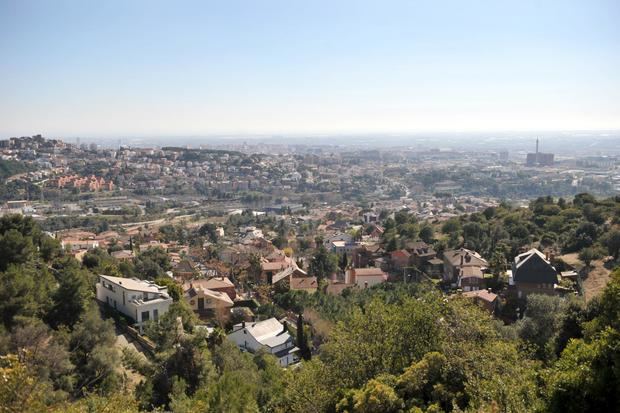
top-left (228, 318), bottom-right (300, 367)
top-left (345, 267), bottom-right (388, 288)
top-left (458, 266), bottom-right (484, 291)
top-left (111, 250), bottom-right (135, 261)
top-left (95, 275), bottom-right (172, 333)
top-left (390, 249), bottom-right (411, 270)
top-left (442, 248), bottom-right (488, 284)
top-left (510, 248), bottom-right (558, 298)
top-left (462, 289), bottom-right (499, 313)
top-left (182, 277), bottom-right (237, 300)
top-left (184, 285), bottom-right (234, 319)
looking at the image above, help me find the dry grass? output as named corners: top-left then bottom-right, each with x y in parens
top-left (560, 253), bottom-right (611, 303)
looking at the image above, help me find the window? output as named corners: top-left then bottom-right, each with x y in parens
top-left (141, 311), bottom-right (150, 322)
top-left (153, 309), bottom-right (159, 321)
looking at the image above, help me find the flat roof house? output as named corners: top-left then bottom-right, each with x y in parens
top-left (96, 275), bottom-right (172, 333)
top-left (228, 318), bottom-right (299, 367)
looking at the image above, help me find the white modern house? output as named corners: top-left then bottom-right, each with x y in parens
top-left (228, 318), bottom-right (299, 367)
top-left (96, 275), bottom-right (172, 333)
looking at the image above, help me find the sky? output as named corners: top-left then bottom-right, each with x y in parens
top-left (0, 0), bottom-right (619, 137)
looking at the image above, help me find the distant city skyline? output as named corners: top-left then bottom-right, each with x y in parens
top-left (1, 0), bottom-right (619, 136)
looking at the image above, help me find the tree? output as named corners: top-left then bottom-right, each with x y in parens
top-left (419, 224), bottom-right (434, 244)
top-left (517, 294), bottom-right (565, 360)
top-left (308, 245), bottom-right (338, 283)
top-left (0, 264), bottom-right (54, 328)
top-left (337, 378), bottom-right (403, 413)
top-left (247, 253), bottom-right (263, 284)
top-left (198, 223), bottom-right (219, 243)
top-left (149, 335), bottom-right (215, 408)
top-left (0, 354), bottom-right (50, 413)
top-left (0, 229), bottom-right (35, 271)
top-left (296, 313), bottom-right (311, 361)
top-left (338, 253), bottom-right (348, 274)
top-left (320, 297), bottom-right (442, 391)
top-left (47, 262), bottom-right (91, 328)
top-left (69, 304), bottom-right (121, 396)
top-left (601, 229), bottom-right (620, 259)
top-left (578, 247), bottom-right (600, 268)
top-left (155, 277), bottom-right (183, 301)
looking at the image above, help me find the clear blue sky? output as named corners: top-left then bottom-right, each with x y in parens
top-left (1, 0), bottom-right (619, 137)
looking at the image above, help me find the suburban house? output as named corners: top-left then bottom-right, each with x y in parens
top-left (442, 248), bottom-right (488, 284)
top-left (111, 249), bottom-right (135, 261)
top-left (425, 258), bottom-right (444, 277)
top-left (271, 266), bottom-right (318, 293)
top-left (183, 277), bottom-right (237, 300)
top-left (61, 239), bottom-right (99, 251)
top-left (390, 249), bottom-right (411, 270)
top-left (510, 248), bottom-right (558, 298)
top-left (173, 259), bottom-right (198, 279)
top-left (458, 266), bottom-right (485, 292)
top-left (367, 224), bottom-right (385, 240)
top-left (96, 275), bottom-right (172, 333)
top-left (260, 256), bottom-right (297, 283)
top-left (462, 289), bottom-right (499, 313)
top-left (345, 267), bottom-right (388, 288)
top-left (184, 285), bottom-right (234, 319)
top-left (407, 241), bottom-right (437, 268)
top-left (228, 318), bottom-right (300, 367)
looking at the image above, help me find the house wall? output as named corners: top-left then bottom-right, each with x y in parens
top-left (228, 326), bottom-right (299, 367)
top-left (460, 277), bottom-right (484, 292)
top-left (96, 279), bottom-right (172, 331)
top-left (228, 328), bottom-right (262, 352)
top-left (186, 292), bottom-right (232, 311)
top-left (355, 275), bottom-right (385, 288)
top-left (516, 282), bottom-right (556, 298)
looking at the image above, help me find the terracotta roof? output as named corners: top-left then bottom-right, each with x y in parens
top-left (185, 286), bottom-right (233, 306)
top-left (391, 249), bottom-right (411, 258)
top-left (184, 277), bottom-right (234, 291)
top-left (261, 261), bottom-right (291, 272)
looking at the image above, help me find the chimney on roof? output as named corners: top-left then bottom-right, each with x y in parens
top-left (242, 320), bottom-right (245, 328)
top-left (282, 320), bottom-right (287, 334)
top-left (460, 254), bottom-right (464, 266)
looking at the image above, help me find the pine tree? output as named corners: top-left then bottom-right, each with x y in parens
top-left (297, 313), bottom-right (311, 361)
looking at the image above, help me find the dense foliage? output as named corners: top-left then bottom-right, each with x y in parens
top-left (1, 193), bottom-right (619, 412)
